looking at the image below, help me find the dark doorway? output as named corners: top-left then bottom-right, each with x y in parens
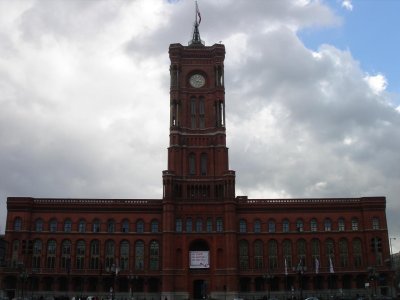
top-left (193, 280), bottom-right (207, 300)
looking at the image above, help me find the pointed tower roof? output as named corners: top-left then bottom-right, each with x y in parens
top-left (189, 1), bottom-right (204, 46)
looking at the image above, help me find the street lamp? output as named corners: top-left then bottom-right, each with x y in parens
top-left (389, 238), bottom-right (396, 269)
top-left (128, 274), bottom-right (138, 300)
top-left (263, 271), bottom-right (274, 300)
top-left (293, 261), bottom-right (307, 300)
top-left (368, 266), bottom-right (379, 299)
top-left (106, 264), bottom-right (120, 300)
top-left (17, 263), bottom-right (29, 299)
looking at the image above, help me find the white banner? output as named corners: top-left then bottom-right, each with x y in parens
top-left (190, 251), bottom-right (210, 269)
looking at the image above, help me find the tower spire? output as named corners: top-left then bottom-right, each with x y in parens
top-left (189, 1), bottom-right (204, 46)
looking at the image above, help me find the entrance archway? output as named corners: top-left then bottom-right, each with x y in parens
top-left (193, 280), bottom-right (207, 300)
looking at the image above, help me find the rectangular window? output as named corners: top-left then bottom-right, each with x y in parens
top-left (216, 218), bottom-right (223, 232)
top-left (283, 221), bottom-right (289, 233)
top-left (50, 222), bottom-right (57, 232)
top-left (352, 220), bottom-right (359, 231)
top-left (199, 98), bottom-right (205, 128)
top-left (354, 255), bottom-right (362, 267)
top-left (206, 218), bottom-right (212, 232)
top-left (269, 221), bottom-right (276, 233)
top-left (176, 219), bottom-right (182, 232)
top-left (76, 257), bottom-right (84, 269)
top-left (338, 220), bottom-right (345, 231)
top-left (191, 98), bottom-right (196, 128)
top-left (372, 218), bottom-right (380, 230)
top-left (196, 219), bottom-right (203, 232)
top-left (186, 218), bottom-right (192, 232)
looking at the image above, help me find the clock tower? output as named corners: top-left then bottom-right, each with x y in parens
top-left (161, 9), bottom-right (238, 299)
top-left (162, 23), bottom-right (235, 203)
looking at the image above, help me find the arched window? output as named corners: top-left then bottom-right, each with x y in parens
top-left (268, 220), bottom-right (276, 233)
top-left (188, 153), bottom-right (196, 175)
top-left (149, 240), bottom-right (160, 270)
top-left (296, 219), bottom-right (304, 232)
top-left (32, 240), bottom-right (42, 269)
top-left (239, 240), bottom-right (249, 270)
top-left (195, 218), bottom-right (203, 232)
top-left (338, 218), bottom-right (345, 231)
top-left (46, 240), bottom-right (57, 269)
top-left (107, 219), bottom-right (115, 233)
top-left (206, 218), bottom-right (213, 232)
top-left (122, 219), bottom-right (130, 233)
top-left (254, 219), bottom-right (261, 233)
top-left (351, 218), bottom-right (359, 230)
top-left (136, 220), bottom-right (144, 233)
top-left (151, 220), bottom-right (159, 233)
top-left (64, 219), bottom-right (72, 232)
top-left (283, 239), bottom-right (292, 269)
top-left (175, 218), bottom-right (182, 232)
top-left (200, 153), bottom-right (207, 175)
top-left (135, 240), bottom-right (145, 270)
top-left (310, 219), bottom-right (317, 232)
top-left (92, 219), bottom-right (100, 233)
top-left (239, 219), bottom-right (247, 233)
top-left (311, 239), bottom-right (321, 272)
top-left (324, 218), bottom-right (332, 231)
top-left (339, 238), bottom-right (349, 267)
top-left (199, 97), bottom-right (205, 128)
top-left (268, 240), bottom-right (278, 270)
top-left (104, 240), bottom-right (115, 269)
top-left (254, 240), bottom-right (263, 269)
top-left (297, 239), bottom-right (306, 265)
top-left (282, 219), bottom-right (290, 232)
top-left (49, 219), bottom-right (57, 232)
top-left (61, 240), bottom-right (72, 271)
top-left (216, 218), bottom-right (223, 232)
top-left (190, 97), bottom-right (196, 128)
top-left (78, 219), bottom-right (86, 233)
top-left (90, 240), bottom-right (100, 269)
top-left (325, 239), bottom-right (335, 267)
top-left (120, 240), bottom-right (129, 271)
top-left (11, 240), bottom-right (20, 267)
top-left (372, 217), bottom-right (380, 230)
top-left (186, 218), bottom-right (192, 232)
top-left (76, 240), bottom-right (85, 269)
top-left (105, 240), bottom-right (115, 269)
top-left (14, 217), bottom-right (22, 231)
top-left (353, 238), bottom-right (362, 267)
top-left (35, 219), bottom-right (43, 232)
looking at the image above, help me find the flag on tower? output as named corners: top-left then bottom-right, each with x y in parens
top-left (329, 256), bottom-right (335, 273)
top-left (285, 258), bottom-right (288, 275)
top-left (196, 1), bottom-right (202, 24)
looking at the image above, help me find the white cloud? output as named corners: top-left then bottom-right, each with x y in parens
top-left (364, 73), bottom-right (388, 95)
top-left (342, 0), bottom-right (353, 11)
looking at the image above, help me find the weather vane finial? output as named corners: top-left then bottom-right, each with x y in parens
top-left (189, 1), bottom-right (204, 46)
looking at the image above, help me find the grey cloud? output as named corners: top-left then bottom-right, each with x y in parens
top-left (0, 0), bottom-right (399, 247)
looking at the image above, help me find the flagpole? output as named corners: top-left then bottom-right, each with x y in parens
top-left (195, 1), bottom-right (198, 25)
top-left (285, 258), bottom-right (288, 300)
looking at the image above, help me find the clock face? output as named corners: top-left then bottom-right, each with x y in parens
top-left (189, 74), bottom-right (205, 88)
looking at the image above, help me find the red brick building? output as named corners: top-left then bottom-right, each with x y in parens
top-left (0, 16), bottom-right (393, 300)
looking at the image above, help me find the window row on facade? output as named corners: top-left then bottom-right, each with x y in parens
top-left (13, 217), bottom-right (160, 233)
top-left (239, 216), bottom-right (381, 233)
top-left (12, 215), bottom-right (382, 234)
top-left (11, 236), bottom-right (383, 274)
top-left (175, 217), bottom-right (223, 232)
top-left (11, 239), bottom-right (160, 272)
top-left (238, 236), bottom-right (384, 272)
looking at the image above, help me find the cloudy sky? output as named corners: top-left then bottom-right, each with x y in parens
top-left (1, 0), bottom-right (399, 250)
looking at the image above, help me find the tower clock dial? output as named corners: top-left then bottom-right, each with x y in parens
top-left (189, 74), bottom-right (205, 88)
